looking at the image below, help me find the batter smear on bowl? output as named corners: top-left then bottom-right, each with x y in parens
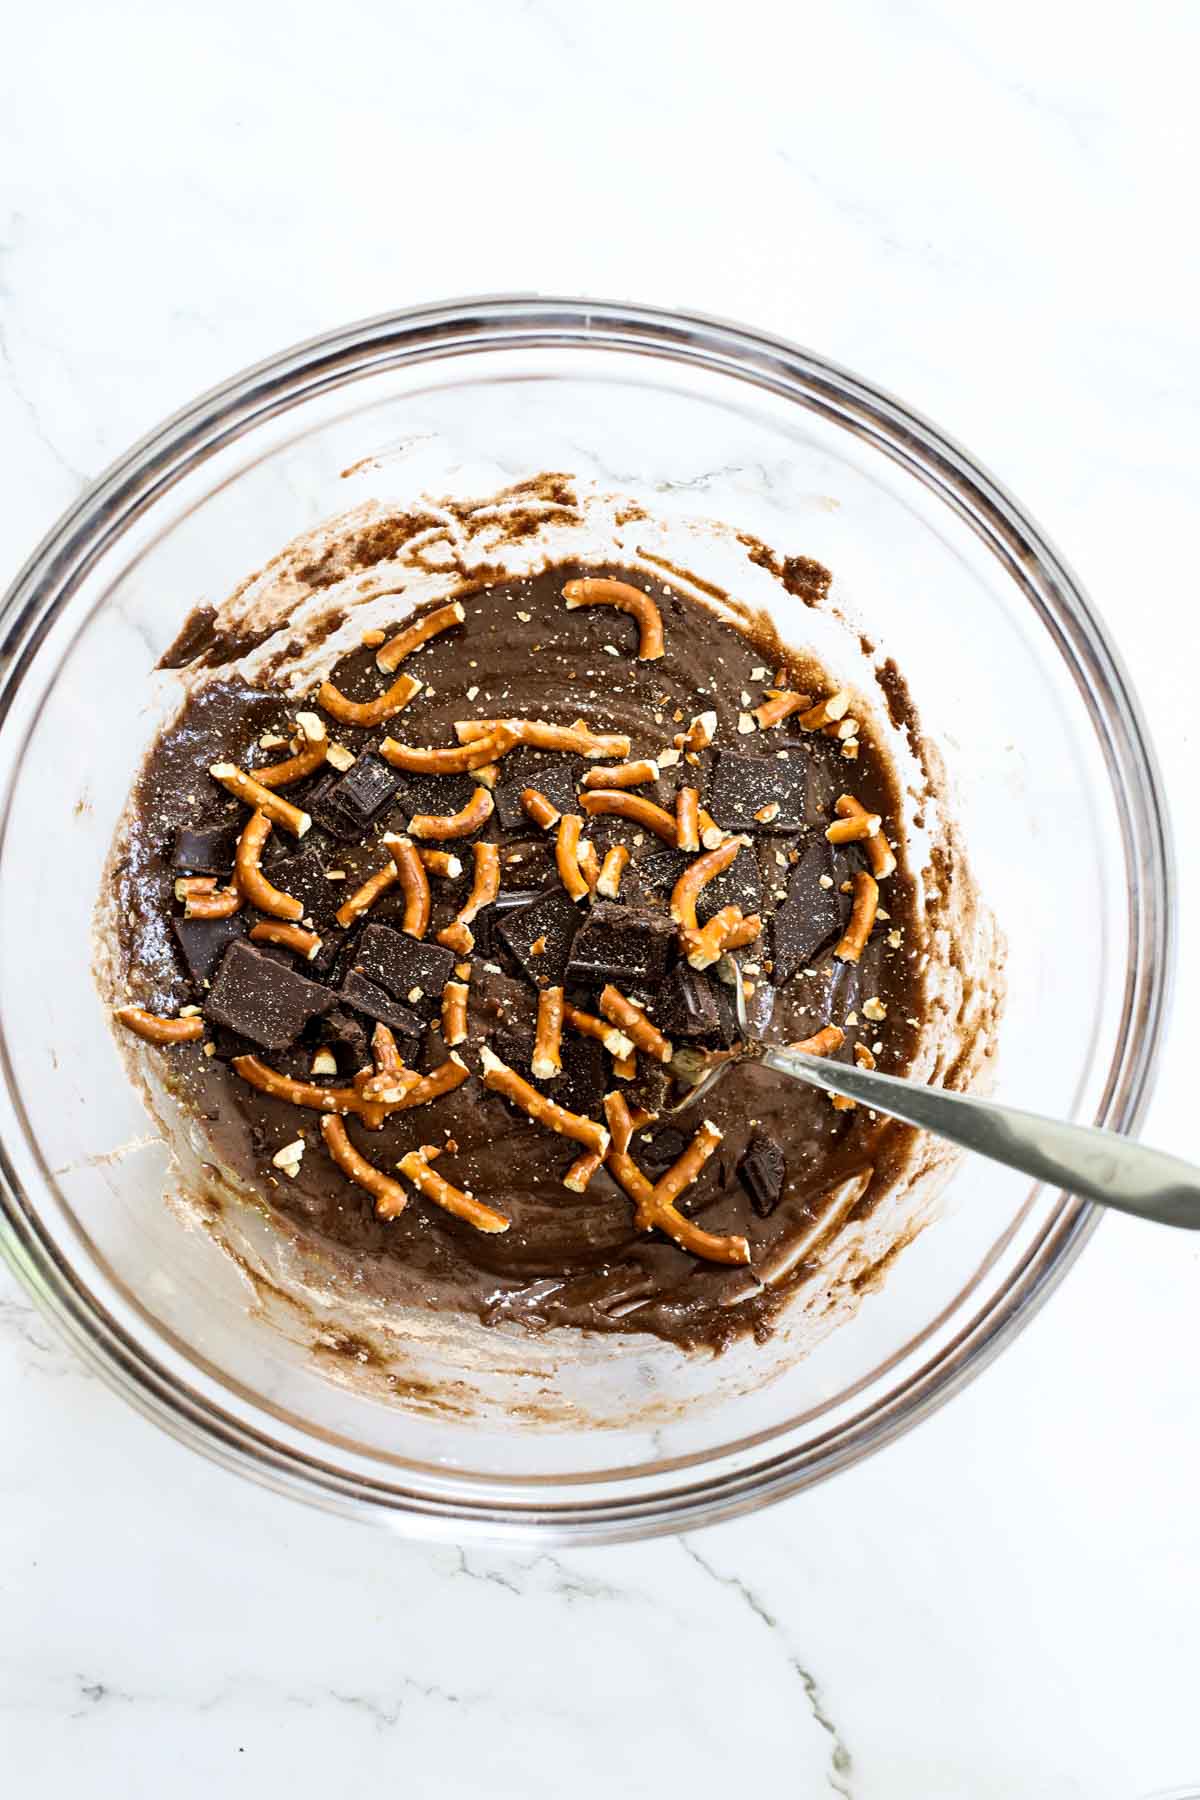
top-left (105, 554), bottom-right (943, 1353)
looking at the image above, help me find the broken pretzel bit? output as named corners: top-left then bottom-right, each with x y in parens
top-left (232, 1055), bottom-right (392, 1129)
top-left (321, 1115), bottom-right (411, 1219)
top-left (562, 1001), bottom-right (635, 1062)
top-left (409, 784), bottom-right (494, 841)
top-left (698, 809), bottom-right (728, 851)
top-left (579, 789), bottom-right (679, 845)
top-left (562, 1150), bottom-right (603, 1193)
top-left (317, 669), bottom-right (422, 730)
top-left (454, 718), bottom-right (630, 760)
top-left (578, 837), bottom-right (600, 893)
top-left (441, 976), bottom-right (469, 1048)
top-left (531, 985), bottom-right (565, 1080)
top-left (669, 835), bottom-right (745, 931)
top-left (235, 810), bottom-right (304, 921)
top-left (602, 1090), bottom-right (656, 1157)
top-left (383, 834), bottom-right (432, 939)
top-left (821, 716), bottom-right (859, 742)
top-left (249, 920), bottom-right (322, 961)
top-left (791, 1024), bottom-right (845, 1057)
top-left (595, 844), bottom-right (629, 900)
top-left (253, 712), bottom-right (328, 788)
top-left (673, 710), bottom-right (717, 752)
top-left (416, 847), bottom-right (463, 880)
top-left (599, 985), bottom-right (673, 1065)
top-left (375, 598), bottom-right (465, 674)
top-left (359, 1023), bottom-right (420, 1104)
top-left (854, 1042), bottom-right (877, 1070)
top-left (210, 763), bottom-right (311, 837)
top-left (378, 725), bottom-right (517, 776)
top-left (675, 786), bottom-right (701, 854)
top-left (397, 1145), bottom-right (510, 1234)
top-left (335, 861), bottom-right (397, 930)
top-left (612, 1050), bottom-right (637, 1080)
top-left (826, 807), bottom-right (881, 846)
top-left (606, 1124), bottom-right (750, 1265)
top-left (116, 1006), bottom-right (205, 1046)
top-left (834, 794), bottom-right (897, 879)
top-left (520, 786), bottom-right (561, 831)
top-left (561, 576), bottom-right (664, 661)
top-left (479, 1045), bottom-right (610, 1155)
top-left (830, 1092), bottom-right (857, 1112)
top-left (390, 1053), bottom-right (470, 1112)
top-left (582, 759), bottom-right (659, 791)
top-left (798, 689), bottom-right (852, 732)
top-left (752, 689), bottom-right (813, 730)
top-left (682, 904), bottom-right (760, 971)
top-left (435, 842), bottom-right (500, 954)
top-left (555, 813), bottom-right (591, 902)
top-left (835, 869), bottom-right (879, 964)
top-left (175, 876), bottom-right (241, 920)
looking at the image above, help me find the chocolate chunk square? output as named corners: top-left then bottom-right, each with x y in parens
top-left (493, 758), bottom-right (583, 833)
top-left (710, 750), bottom-right (808, 833)
top-left (305, 753), bottom-right (404, 839)
top-left (172, 912), bottom-right (247, 986)
top-left (564, 901), bottom-right (676, 991)
top-left (739, 1132), bottom-right (788, 1216)
top-left (496, 885), bottom-right (582, 987)
top-left (473, 888), bottom-right (543, 963)
top-left (338, 970), bottom-right (425, 1046)
top-left (637, 846), bottom-right (763, 926)
top-left (637, 1124), bottom-right (691, 1178)
top-left (204, 940), bottom-right (333, 1051)
top-left (771, 836), bottom-right (843, 983)
top-left (172, 821), bottom-right (239, 874)
top-left (353, 922), bottom-right (456, 1019)
top-left (653, 962), bottom-right (722, 1040)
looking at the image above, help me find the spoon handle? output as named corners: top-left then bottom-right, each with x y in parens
top-left (757, 1046), bottom-right (1200, 1229)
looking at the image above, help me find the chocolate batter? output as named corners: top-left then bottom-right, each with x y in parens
top-left (108, 563), bottom-right (926, 1352)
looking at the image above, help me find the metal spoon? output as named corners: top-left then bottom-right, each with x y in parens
top-left (670, 957), bottom-right (1198, 1230)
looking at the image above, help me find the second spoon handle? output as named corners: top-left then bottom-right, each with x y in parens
top-left (757, 1046), bottom-right (1200, 1230)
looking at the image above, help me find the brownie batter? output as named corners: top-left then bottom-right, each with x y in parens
top-left (108, 563), bottom-right (926, 1352)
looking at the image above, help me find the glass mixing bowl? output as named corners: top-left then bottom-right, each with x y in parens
top-left (0, 298), bottom-right (1172, 1542)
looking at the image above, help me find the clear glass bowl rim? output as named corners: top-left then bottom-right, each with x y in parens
top-left (0, 295), bottom-right (1175, 1542)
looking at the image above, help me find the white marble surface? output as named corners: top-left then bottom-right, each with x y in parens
top-left (3, 3), bottom-right (1199, 1794)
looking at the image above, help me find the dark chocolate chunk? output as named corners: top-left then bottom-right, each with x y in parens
top-left (305, 753), bottom-right (404, 839)
top-left (316, 1007), bottom-right (372, 1070)
top-left (495, 1024), bottom-right (607, 1119)
top-left (263, 845), bottom-right (342, 930)
top-left (498, 840), bottom-right (558, 890)
top-left (338, 970), bottom-right (425, 1046)
top-left (353, 922), bottom-right (456, 1019)
top-left (171, 821), bottom-right (239, 874)
top-left (637, 846), bottom-right (763, 926)
top-left (494, 758), bottom-right (583, 833)
top-left (473, 888), bottom-right (544, 963)
top-left (204, 940), bottom-right (333, 1051)
top-left (564, 901), bottom-right (676, 991)
top-left (496, 885), bottom-right (582, 987)
top-left (624, 1059), bottom-right (675, 1119)
top-left (172, 912), bottom-right (247, 986)
top-left (738, 1132), bottom-right (788, 1216)
top-left (709, 749), bottom-right (809, 833)
top-left (653, 962), bottom-right (721, 1040)
top-left (771, 836), bottom-right (843, 984)
top-left (638, 1124), bottom-right (691, 1177)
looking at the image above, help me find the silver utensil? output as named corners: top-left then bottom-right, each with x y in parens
top-left (671, 957), bottom-right (1197, 1229)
